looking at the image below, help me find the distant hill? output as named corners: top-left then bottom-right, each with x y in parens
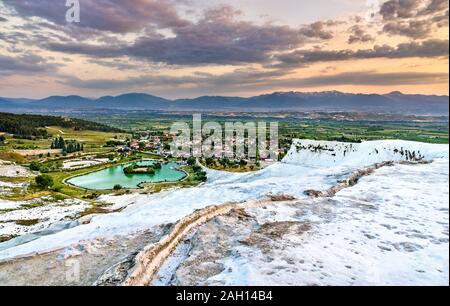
top-left (0, 112), bottom-right (123, 139)
top-left (174, 96), bottom-right (246, 110)
top-left (37, 95), bottom-right (94, 108)
top-left (96, 93), bottom-right (169, 109)
top-left (0, 91), bottom-right (448, 115)
top-left (0, 98), bottom-right (19, 109)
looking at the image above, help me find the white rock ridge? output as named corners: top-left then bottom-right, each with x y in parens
top-left (283, 139), bottom-right (449, 167)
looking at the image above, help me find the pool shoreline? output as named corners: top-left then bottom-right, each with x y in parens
top-left (63, 159), bottom-right (188, 191)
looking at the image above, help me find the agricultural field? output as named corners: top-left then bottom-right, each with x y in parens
top-left (45, 126), bottom-right (130, 153)
top-left (80, 112), bottom-right (449, 145)
top-left (0, 127), bottom-right (130, 161)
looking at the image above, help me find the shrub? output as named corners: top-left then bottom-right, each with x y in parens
top-left (40, 166), bottom-right (50, 173)
top-left (239, 159), bottom-right (248, 167)
top-left (29, 161), bottom-right (41, 171)
top-left (35, 175), bottom-right (54, 189)
top-left (123, 165), bottom-right (135, 174)
top-left (83, 193), bottom-right (100, 200)
top-left (113, 184), bottom-right (123, 191)
top-left (194, 171), bottom-right (207, 182)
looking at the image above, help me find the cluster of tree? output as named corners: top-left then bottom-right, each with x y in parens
top-left (104, 140), bottom-right (126, 147)
top-left (123, 162), bottom-right (161, 175)
top-left (0, 112), bottom-right (123, 139)
top-left (185, 157), bottom-right (207, 181)
top-left (0, 135), bottom-right (5, 144)
top-left (0, 117), bottom-right (48, 139)
top-left (204, 157), bottom-right (252, 168)
top-left (123, 164), bottom-right (136, 174)
top-left (192, 164), bottom-right (207, 182)
top-left (30, 161), bottom-right (63, 173)
top-left (95, 153), bottom-right (116, 161)
top-left (35, 174), bottom-right (54, 189)
top-left (51, 136), bottom-right (84, 153)
top-left (146, 167), bottom-right (156, 175)
top-left (29, 160), bottom-right (61, 173)
top-left (186, 157), bottom-right (196, 166)
top-left (29, 161), bottom-right (41, 171)
top-left (328, 136), bottom-right (362, 143)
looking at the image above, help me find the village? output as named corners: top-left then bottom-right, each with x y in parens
top-left (114, 127), bottom-right (278, 172)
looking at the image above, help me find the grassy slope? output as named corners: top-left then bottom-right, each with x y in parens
top-left (0, 127), bottom-right (131, 162)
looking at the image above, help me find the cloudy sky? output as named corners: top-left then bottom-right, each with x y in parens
top-left (0, 0), bottom-right (448, 99)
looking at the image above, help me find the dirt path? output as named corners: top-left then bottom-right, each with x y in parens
top-left (46, 127), bottom-right (65, 135)
top-left (13, 149), bottom-right (62, 156)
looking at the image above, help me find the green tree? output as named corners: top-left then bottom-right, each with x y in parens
top-left (35, 175), bottom-right (54, 189)
top-left (194, 171), bottom-right (207, 182)
top-left (123, 165), bottom-right (135, 174)
top-left (58, 136), bottom-right (65, 149)
top-left (29, 161), bottom-right (41, 171)
top-left (187, 157), bottom-right (196, 166)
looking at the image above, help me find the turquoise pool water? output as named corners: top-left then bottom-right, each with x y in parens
top-left (67, 160), bottom-right (186, 190)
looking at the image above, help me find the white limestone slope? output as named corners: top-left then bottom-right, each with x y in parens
top-left (283, 139), bottom-right (449, 167)
top-left (0, 139), bottom-right (447, 263)
top-left (199, 158), bottom-right (449, 286)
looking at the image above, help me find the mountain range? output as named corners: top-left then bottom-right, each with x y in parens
top-left (0, 91), bottom-right (448, 115)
